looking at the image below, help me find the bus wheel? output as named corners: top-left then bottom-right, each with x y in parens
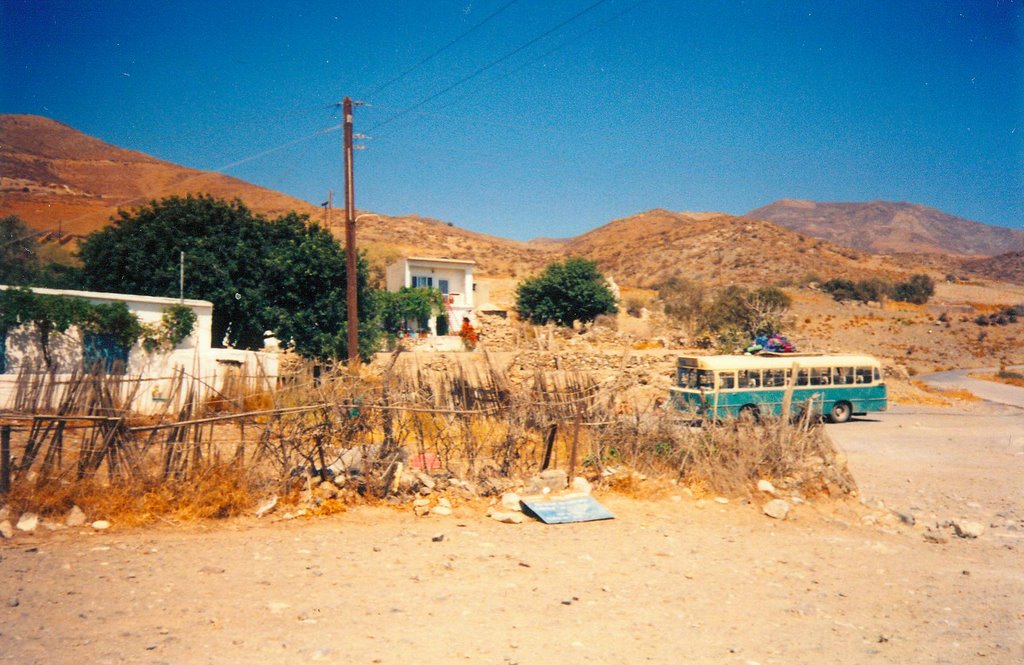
top-left (828, 401), bottom-right (852, 424)
top-left (739, 405), bottom-right (760, 423)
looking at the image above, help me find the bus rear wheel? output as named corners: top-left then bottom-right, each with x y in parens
top-left (738, 405), bottom-right (760, 423)
top-left (827, 401), bottom-right (852, 424)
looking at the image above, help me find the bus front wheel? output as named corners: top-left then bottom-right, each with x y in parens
top-left (828, 401), bottom-right (852, 424)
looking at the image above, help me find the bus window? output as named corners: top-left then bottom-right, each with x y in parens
top-left (737, 369), bottom-right (760, 388)
top-left (833, 367), bottom-right (854, 385)
top-left (873, 367), bottom-right (882, 382)
top-left (698, 370), bottom-right (715, 390)
top-left (796, 369), bottom-right (810, 386)
top-left (855, 367), bottom-right (873, 384)
top-left (764, 369), bottom-right (787, 387)
top-left (718, 371), bottom-right (736, 390)
top-left (810, 368), bottom-right (830, 386)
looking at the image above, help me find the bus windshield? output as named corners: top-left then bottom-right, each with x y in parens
top-left (678, 368), bottom-right (714, 390)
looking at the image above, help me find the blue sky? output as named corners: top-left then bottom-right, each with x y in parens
top-left (2, 0), bottom-right (1021, 240)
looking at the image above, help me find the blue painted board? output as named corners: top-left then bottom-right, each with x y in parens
top-left (520, 496), bottom-right (615, 524)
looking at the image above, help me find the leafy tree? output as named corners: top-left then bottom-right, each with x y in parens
top-left (377, 287), bottom-right (445, 334)
top-left (516, 258), bottom-right (617, 327)
top-left (892, 274), bottom-right (935, 305)
top-left (0, 287), bottom-right (92, 369)
top-left (700, 285), bottom-right (791, 338)
top-left (78, 194), bottom-right (379, 360)
top-left (657, 275), bottom-right (705, 333)
top-left (0, 215), bottom-right (40, 284)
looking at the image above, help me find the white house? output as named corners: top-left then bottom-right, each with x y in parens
top-left (0, 285), bottom-right (277, 413)
top-left (385, 257), bottom-right (476, 337)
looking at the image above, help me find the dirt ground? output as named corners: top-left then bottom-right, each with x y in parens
top-left (2, 399), bottom-right (1022, 665)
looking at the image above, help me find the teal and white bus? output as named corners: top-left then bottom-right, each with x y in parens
top-left (669, 354), bottom-right (887, 423)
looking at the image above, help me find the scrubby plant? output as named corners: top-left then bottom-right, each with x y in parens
top-left (516, 257), bottom-right (617, 327)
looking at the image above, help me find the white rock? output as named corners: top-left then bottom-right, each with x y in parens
top-left (953, 520), bottom-right (984, 539)
top-left (431, 505), bottom-right (452, 516)
top-left (757, 479), bottom-right (776, 494)
top-left (489, 510), bottom-right (524, 524)
top-left (714, 497), bottom-right (729, 504)
top-left (763, 499), bottom-right (791, 520)
top-left (436, 497), bottom-right (452, 509)
top-left (16, 512), bottom-right (39, 532)
top-left (500, 492), bottom-right (522, 512)
top-left (91, 520), bottom-right (111, 531)
top-left (65, 505), bottom-right (87, 527)
top-left (255, 495), bottom-right (278, 518)
top-left (571, 477), bottom-right (592, 495)
top-left (0, 520), bottom-right (13, 539)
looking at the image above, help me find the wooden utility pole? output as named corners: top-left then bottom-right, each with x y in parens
top-left (343, 97), bottom-right (359, 371)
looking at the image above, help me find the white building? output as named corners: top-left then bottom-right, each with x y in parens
top-left (0, 285), bottom-right (277, 413)
top-left (385, 257), bottom-right (476, 337)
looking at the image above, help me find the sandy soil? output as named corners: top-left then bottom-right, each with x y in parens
top-left (2, 402), bottom-right (1022, 665)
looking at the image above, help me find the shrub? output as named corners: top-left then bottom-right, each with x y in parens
top-left (892, 274), bottom-right (935, 305)
top-left (516, 257), bottom-right (617, 327)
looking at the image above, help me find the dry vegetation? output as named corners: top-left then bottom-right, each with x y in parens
top-left (1, 354), bottom-right (853, 525)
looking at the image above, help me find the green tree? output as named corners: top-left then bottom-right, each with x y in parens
top-left (892, 274), bottom-right (935, 305)
top-left (377, 287), bottom-right (445, 335)
top-left (657, 275), bottom-right (705, 333)
top-left (0, 287), bottom-right (92, 369)
top-left (0, 215), bottom-right (40, 284)
top-left (700, 285), bottom-right (791, 339)
top-left (516, 258), bottom-right (617, 327)
top-left (78, 195), bottom-right (379, 361)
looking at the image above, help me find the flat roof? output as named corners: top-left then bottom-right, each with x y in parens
top-left (403, 256), bottom-right (476, 265)
top-left (678, 354), bottom-right (882, 370)
top-left (0, 284), bottom-right (212, 308)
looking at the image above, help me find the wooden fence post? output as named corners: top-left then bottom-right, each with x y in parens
top-left (1, 425), bottom-right (10, 495)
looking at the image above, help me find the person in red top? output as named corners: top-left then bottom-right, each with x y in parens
top-left (458, 317), bottom-right (478, 350)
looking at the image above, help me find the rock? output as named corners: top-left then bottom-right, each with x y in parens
top-left (763, 499), bottom-right (790, 520)
top-left (923, 531), bottom-right (948, 544)
top-left (500, 492), bottom-right (522, 512)
top-left (431, 505), bottom-right (452, 516)
top-left (8, 598), bottom-right (19, 608)
top-left (896, 511), bottom-right (916, 526)
top-left (0, 520), bottom-right (13, 539)
top-left (415, 472), bottom-right (436, 490)
top-left (0, 505), bottom-right (9, 522)
top-left (571, 477), bottom-right (592, 495)
top-left (431, 533), bottom-right (444, 542)
top-left (65, 505), bottom-right (86, 527)
top-left (16, 512), bottom-right (39, 532)
top-left (527, 469), bottom-right (567, 494)
top-left (953, 520), bottom-right (984, 539)
top-left (489, 510), bottom-right (524, 524)
top-left (91, 520), bottom-right (110, 531)
top-left (317, 481), bottom-right (339, 499)
top-left (757, 479), bottom-right (776, 494)
top-left (714, 497), bottom-right (729, 504)
top-left (436, 497), bottom-right (452, 509)
top-left (413, 498), bottom-right (431, 517)
top-left (255, 495), bottom-right (278, 518)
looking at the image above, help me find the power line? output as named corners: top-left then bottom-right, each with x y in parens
top-left (364, 0), bottom-right (523, 100)
top-left (367, 0), bottom-right (613, 133)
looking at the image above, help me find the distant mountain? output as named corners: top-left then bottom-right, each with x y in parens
top-left (0, 114), bottom-right (953, 288)
top-left (746, 199), bottom-right (1024, 257)
top-left (0, 114), bottom-right (544, 275)
top-left (560, 208), bottom-right (909, 288)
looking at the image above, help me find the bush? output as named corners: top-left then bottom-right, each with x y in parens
top-left (516, 258), bottom-right (617, 327)
top-left (822, 277), bottom-right (891, 303)
top-left (700, 285), bottom-right (791, 338)
top-left (892, 274), bottom-right (935, 304)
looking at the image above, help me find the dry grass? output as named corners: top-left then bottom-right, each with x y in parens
top-left (970, 371), bottom-right (1024, 389)
top-left (908, 380), bottom-right (980, 403)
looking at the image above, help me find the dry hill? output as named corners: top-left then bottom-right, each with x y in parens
top-left (746, 199), bottom-right (1024, 256)
top-left (960, 250), bottom-right (1024, 285)
top-left (561, 208), bottom-right (920, 288)
top-left (0, 114), bottom-right (546, 276)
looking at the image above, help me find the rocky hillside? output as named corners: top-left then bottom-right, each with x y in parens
top-left (0, 114), bottom-right (954, 287)
top-left (960, 250), bottom-right (1024, 285)
top-left (746, 199), bottom-right (1024, 256)
top-left (561, 209), bottom-right (915, 288)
